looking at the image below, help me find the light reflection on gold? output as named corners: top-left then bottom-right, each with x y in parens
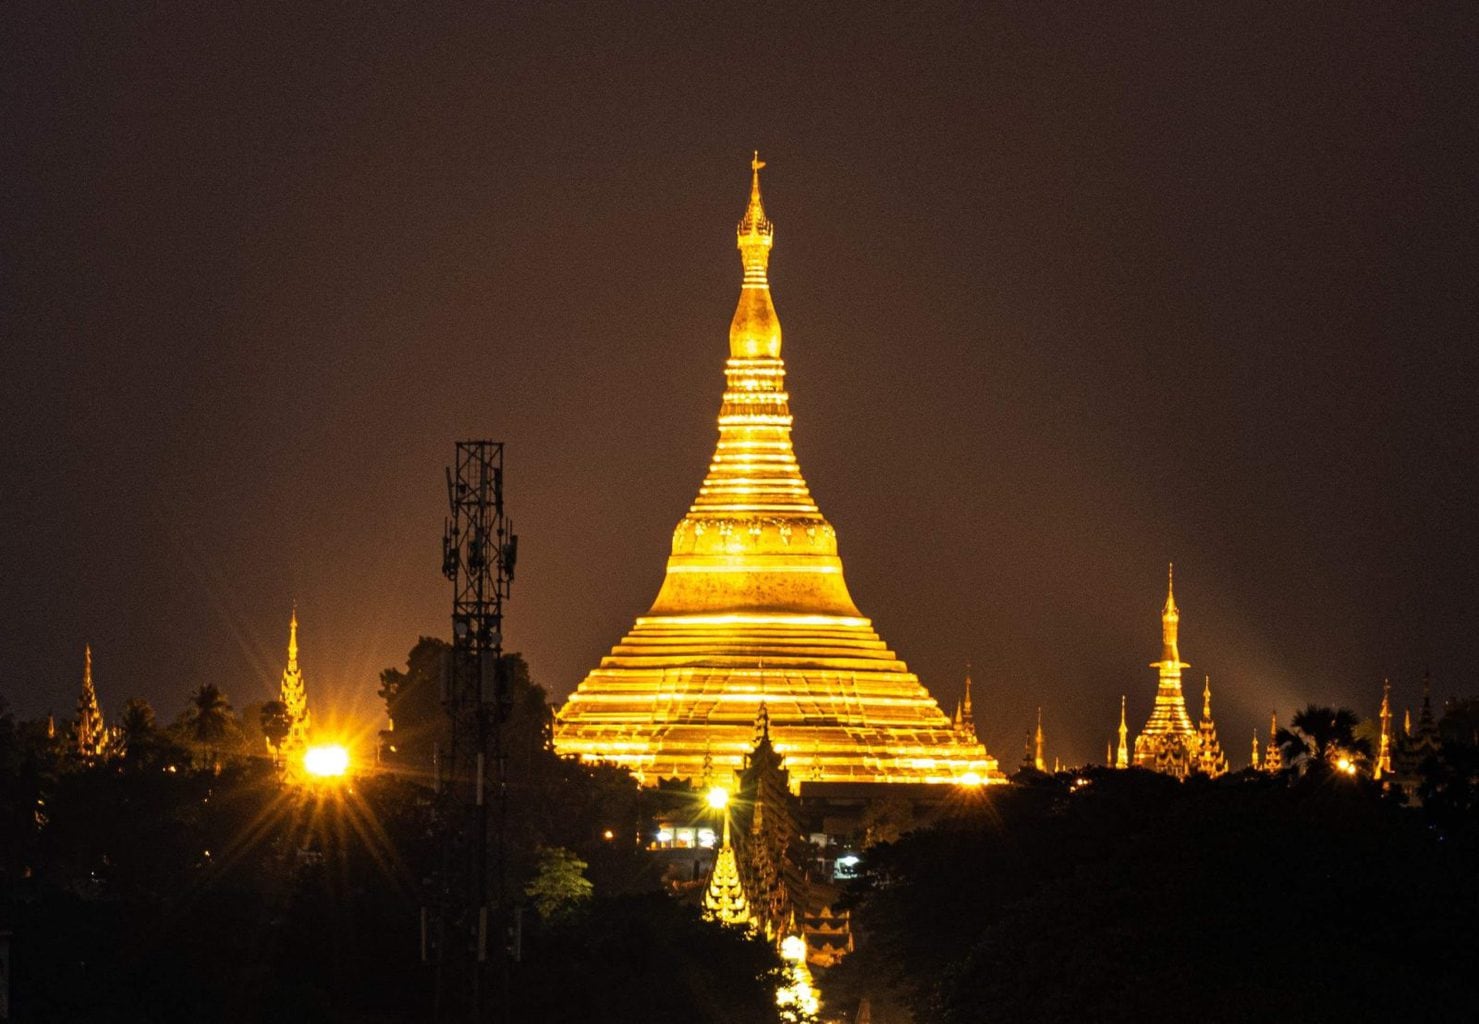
top-left (553, 156), bottom-right (1000, 786)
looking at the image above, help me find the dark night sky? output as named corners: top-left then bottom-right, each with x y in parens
top-left (3, 3), bottom-right (1476, 765)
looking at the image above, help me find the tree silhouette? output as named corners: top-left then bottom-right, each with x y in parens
top-left (1277, 704), bottom-right (1370, 775)
top-left (259, 700), bottom-right (291, 765)
top-left (182, 684), bottom-right (236, 770)
top-left (118, 698), bottom-right (157, 764)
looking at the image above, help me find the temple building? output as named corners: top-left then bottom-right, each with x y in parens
top-left (1195, 677), bottom-right (1228, 777)
top-left (1132, 565), bottom-right (1201, 778)
top-left (1263, 711), bottom-right (1285, 772)
top-left (74, 644), bottom-right (108, 760)
top-left (701, 810), bottom-right (751, 928)
top-left (273, 608), bottom-right (312, 765)
top-left (553, 157), bottom-right (999, 786)
top-left (952, 668), bottom-right (979, 746)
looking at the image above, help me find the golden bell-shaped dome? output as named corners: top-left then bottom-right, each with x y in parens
top-left (553, 156), bottom-right (1000, 787)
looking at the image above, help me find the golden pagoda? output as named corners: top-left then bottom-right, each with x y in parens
top-left (702, 811), bottom-right (752, 928)
top-left (74, 644), bottom-right (108, 760)
top-left (274, 608), bottom-right (312, 764)
top-left (952, 667), bottom-right (979, 745)
top-left (553, 156), bottom-right (999, 785)
top-left (1195, 676), bottom-right (1228, 777)
top-left (1263, 710), bottom-right (1284, 772)
top-left (1375, 678), bottom-right (1393, 780)
top-left (1250, 730), bottom-right (1261, 770)
top-left (1132, 564), bottom-right (1200, 778)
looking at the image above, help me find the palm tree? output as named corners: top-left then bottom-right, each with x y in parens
top-left (118, 697), bottom-right (158, 764)
top-left (184, 684), bottom-right (236, 770)
top-left (1277, 704), bottom-right (1371, 776)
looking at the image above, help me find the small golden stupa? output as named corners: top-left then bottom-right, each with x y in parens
top-left (553, 156), bottom-right (999, 786)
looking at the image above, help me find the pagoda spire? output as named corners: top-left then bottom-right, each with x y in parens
top-left (1133, 563), bottom-right (1199, 777)
top-left (1034, 707), bottom-right (1045, 772)
top-left (1250, 730), bottom-right (1261, 770)
top-left (74, 644), bottom-right (107, 760)
top-left (955, 666), bottom-right (979, 744)
top-left (702, 805), bottom-right (752, 928)
top-left (1375, 679), bottom-right (1393, 780)
top-left (275, 606), bottom-right (312, 765)
top-left (1116, 695), bottom-right (1129, 769)
top-left (1195, 675), bottom-right (1228, 777)
top-left (731, 151), bottom-right (781, 359)
top-left (1263, 710), bottom-right (1284, 772)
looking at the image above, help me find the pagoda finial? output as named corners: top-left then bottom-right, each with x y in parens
top-left (731, 151), bottom-right (780, 358)
top-left (288, 602), bottom-right (300, 671)
top-left (1202, 675), bottom-right (1212, 720)
top-left (1034, 707), bottom-right (1045, 772)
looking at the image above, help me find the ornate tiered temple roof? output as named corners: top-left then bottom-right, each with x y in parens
top-left (74, 645), bottom-right (108, 760)
top-left (702, 811), bottom-right (752, 928)
top-left (1375, 678), bottom-right (1393, 779)
top-left (1196, 676), bottom-right (1228, 777)
top-left (1263, 710), bottom-right (1284, 772)
top-left (553, 157), bottom-right (999, 785)
top-left (1132, 565), bottom-right (1200, 778)
top-left (275, 608), bottom-right (312, 764)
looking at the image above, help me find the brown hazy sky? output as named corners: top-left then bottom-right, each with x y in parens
top-left (3, 2), bottom-right (1476, 764)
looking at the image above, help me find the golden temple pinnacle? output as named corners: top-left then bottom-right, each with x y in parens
top-left (552, 158), bottom-right (999, 786)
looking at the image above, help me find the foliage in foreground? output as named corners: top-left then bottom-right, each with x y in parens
top-left (831, 767), bottom-right (1479, 1024)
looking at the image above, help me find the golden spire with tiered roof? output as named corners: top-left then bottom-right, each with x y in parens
top-left (1196, 676), bottom-right (1228, 777)
top-left (552, 157), bottom-right (1000, 785)
top-left (702, 800), bottom-right (752, 928)
top-left (74, 644), bottom-right (108, 760)
top-left (1132, 564), bottom-right (1201, 777)
top-left (1263, 710), bottom-right (1284, 772)
top-left (275, 606), bottom-right (312, 764)
top-left (1250, 730), bottom-right (1261, 770)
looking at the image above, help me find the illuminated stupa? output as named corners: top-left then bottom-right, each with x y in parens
top-left (553, 156), bottom-right (999, 786)
top-left (1132, 564), bottom-right (1201, 778)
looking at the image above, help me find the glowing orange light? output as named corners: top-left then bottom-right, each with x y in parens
top-left (706, 786), bottom-right (730, 809)
top-left (304, 744), bottom-right (350, 778)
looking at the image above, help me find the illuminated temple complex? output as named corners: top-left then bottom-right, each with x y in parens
top-left (553, 157), bottom-right (999, 786)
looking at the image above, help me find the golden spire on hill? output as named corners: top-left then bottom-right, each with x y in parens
top-left (1250, 730), bottom-right (1261, 770)
top-left (74, 644), bottom-right (107, 760)
top-left (1034, 707), bottom-right (1045, 772)
top-left (552, 157), bottom-right (999, 785)
top-left (1133, 564), bottom-right (1200, 777)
